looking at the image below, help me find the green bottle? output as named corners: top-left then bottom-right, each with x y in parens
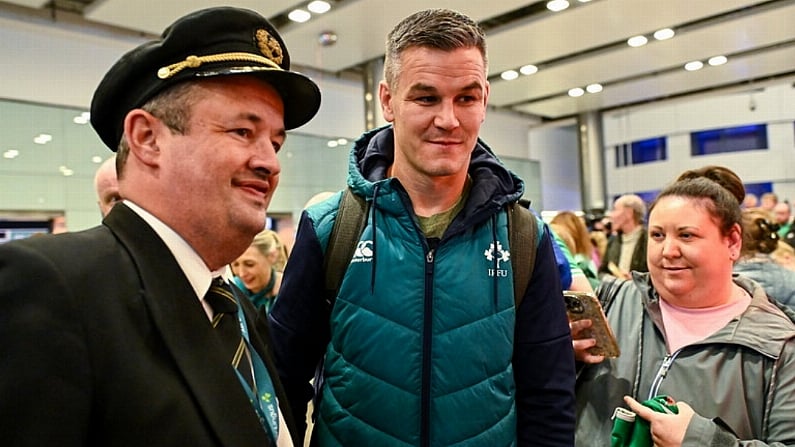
top-left (610, 407), bottom-right (636, 447)
top-left (610, 396), bottom-right (678, 447)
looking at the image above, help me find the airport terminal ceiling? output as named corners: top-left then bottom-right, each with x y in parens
top-left (2, 0), bottom-right (794, 123)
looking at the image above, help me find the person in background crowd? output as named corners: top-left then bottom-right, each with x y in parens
top-left (760, 191), bottom-right (778, 212)
top-left (573, 165), bottom-right (795, 446)
top-left (0, 7), bottom-right (321, 446)
top-left (232, 229), bottom-right (285, 314)
top-left (93, 155), bottom-right (121, 218)
top-left (551, 226), bottom-right (594, 292)
top-left (523, 205), bottom-right (584, 293)
top-left (733, 208), bottom-right (795, 309)
top-left (551, 211), bottom-right (600, 290)
top-left (48, 215), bottom-right (68, 234)
top-left (773, 201), bottom-right (795, 248)
top-left (772, 241), bottom-right (795, 271)
top-left (590, 229), bottom-right (607, 267)
top-left (599, 194), bottom-right (648, 278)
top-left (268, 8), bottom-right (575, 446)
top-left (741, 192), bottom-right (758, 209)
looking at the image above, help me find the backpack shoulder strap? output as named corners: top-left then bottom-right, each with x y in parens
top-left (323, 187), bottom-right (368, 306)
top-left (508, 202), bottom-right (537, 309)
top-left (595, 275), bottom-right (628, 314)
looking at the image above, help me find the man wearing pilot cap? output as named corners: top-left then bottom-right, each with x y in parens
top-left (0, 7), bottom-right (320, 447)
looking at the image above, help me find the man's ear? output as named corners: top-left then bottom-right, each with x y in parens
top-left (123, 109), bottom-right (162, 167)
top-left (379, 81), bottom-right (395, 123)
top-left (482, 80), bottom-right (490, 122)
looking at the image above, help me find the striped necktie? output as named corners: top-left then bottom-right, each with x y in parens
top-left (204, 277), bottom-right (255, 389)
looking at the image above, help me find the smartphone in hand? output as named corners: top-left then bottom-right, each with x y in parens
top-left (564, 290), bottom-right (621, 358)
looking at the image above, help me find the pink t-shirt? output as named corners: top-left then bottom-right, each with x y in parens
top-left (660, 292), bottom-right (751, 353)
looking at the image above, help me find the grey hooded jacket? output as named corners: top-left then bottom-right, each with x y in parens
top-left (575, 272), bottom-right (795, 446)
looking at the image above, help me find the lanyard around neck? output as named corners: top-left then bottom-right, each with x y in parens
top-left (229, 285), bottom-right (280, 442)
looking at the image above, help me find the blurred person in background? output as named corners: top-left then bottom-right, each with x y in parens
top-left (773, 201), bottom-right (795, 248)
top-left (551, 211), bottom-right (599, 290)
top-left (733, 208), bottom-right (795, 309)
top-left (772, 241), bottom-right (795, 272)
top-left (742, 192), bottom-right (758, 209)
top-left (599, 194), bottom-right (648, 279)
top-left (760, 192), bottom-right (778, 212)
top-left (93, 155), bottom-right (121, 218)
top-left (232, 229), bottom-right (285, 314)
top-left (589, 230), bottom-right (607, 268)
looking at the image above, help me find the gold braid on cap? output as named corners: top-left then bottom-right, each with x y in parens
top-left (157, 52), bottom-right (281, 79)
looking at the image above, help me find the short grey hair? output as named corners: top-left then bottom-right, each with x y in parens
top-left (116, 81), bottom-right (201, 177)
top-left (617, 194), bottom-right (647, 224)
top-left (383, 8), bottom-right (487, 89)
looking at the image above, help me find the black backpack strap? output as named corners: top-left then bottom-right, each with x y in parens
top-left (313, 187), bottom-right (368, 420)
top-left (323, 187), bottom-right (368, 308)
top-left (595, 275), bottom-right (628, 314)
top-left (508, 202), bottom-right (537, 309)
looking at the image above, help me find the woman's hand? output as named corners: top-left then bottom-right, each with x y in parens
top-left (624, 395), bottom-right (695, 447)
top-left (570, 319), bottom-right (605, 363)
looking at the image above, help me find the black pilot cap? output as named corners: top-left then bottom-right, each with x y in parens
top-left (90, 6), bottom-right (321, 151)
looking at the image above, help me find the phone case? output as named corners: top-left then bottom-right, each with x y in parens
top-left (564, 290), bottom-right (621, 358)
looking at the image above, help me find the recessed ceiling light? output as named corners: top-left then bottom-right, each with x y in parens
top-left (586, 83), bottom-right (603, 93)
top-left (327, 140), bottom-right (338, 148)
top-left (501, 70), bottom-right (519, 81)
top-left (627, 35), bottom-right (648, 47)
top-left (337, 138), bottom-right (348, 145)
top-left (91, 156), bottom-right (103, 163)
top-left (653, 28), bottom-right (675, 40)
top-left (73, 111), bottom-right (90, 125)
top-left (34, 133), bottom-right (52, 144)
top-left (288, 9), bottom-right (311, 23)
top-left (708, 55), bottom-right (728, 66)
top-left (684, 61), bottom-right (704, 71)
top-left (307, 1), bottom-right (331, 14)
top-left (58, 165), bottom-right (74, 176)
top-left (546, 0), bottom-right (570, 12)
top-left (519, 64), bottom-right (538, 75)
top-left (568, 87), bottom-right (585, 97)
top-left (3, 149), bottom-right (19, 159)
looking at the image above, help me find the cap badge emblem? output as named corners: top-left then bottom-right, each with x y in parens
top-left (255, 29), bottom-right (283, 65)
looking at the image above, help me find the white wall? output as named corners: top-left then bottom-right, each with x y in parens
top-left (528, 122), bottom-right (581, 212)
top-left (0, 12), bottom-right (142, 109)
top-left (526, 81), bottom-right (795, 215)
top-left (602, 83), bottom-right (795, 200)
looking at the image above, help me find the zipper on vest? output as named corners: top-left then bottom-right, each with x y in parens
top-left (421, 244), bottom-right (436, 447)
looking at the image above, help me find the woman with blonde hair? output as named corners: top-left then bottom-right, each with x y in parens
top-left (551, 211), bottom-right (599, 289)
top-left (231, 229), bottom-right (286, 313)
top-left (772, 241), bottom-right (795, 271)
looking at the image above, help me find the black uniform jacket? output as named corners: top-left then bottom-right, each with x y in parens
top-left (0, 203), bottom-right (297, 447)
